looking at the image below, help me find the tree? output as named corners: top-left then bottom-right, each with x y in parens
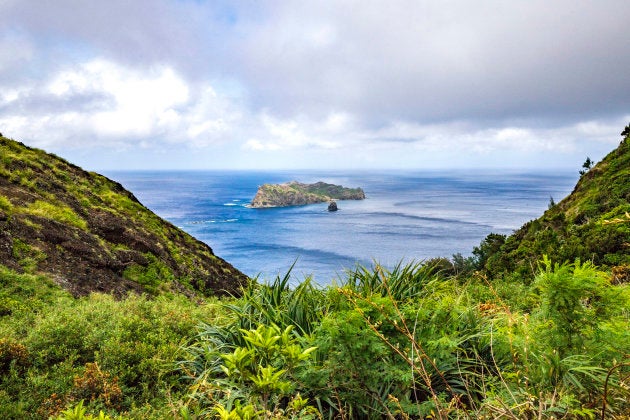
top-left (472, 233), bottom-right (506, 270)
top-left (621, 123), bottom-right (630, 137)
top-left (578, 157), bottom-right (593, 176)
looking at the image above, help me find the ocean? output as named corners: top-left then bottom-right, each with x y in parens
top-left (105, 170), bottom-right (578, 285)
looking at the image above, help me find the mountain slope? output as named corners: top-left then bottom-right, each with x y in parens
top-left (482, 131), bottom-right (630, 278)
top-left (0, 135), bottom-right (248, 297)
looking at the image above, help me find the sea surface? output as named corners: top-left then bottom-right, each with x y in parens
top-left (105, 170), bottom-right (578, 285)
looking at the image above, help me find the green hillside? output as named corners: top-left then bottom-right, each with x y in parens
top-left (0, 135), bottom-right (247, 297)
top-left (480, 130), bottom-right (630, 280)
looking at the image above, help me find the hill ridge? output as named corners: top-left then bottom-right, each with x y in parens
top-left (480, 131), bottom-right (630, 278)
top-left (0, 135), bottom-right (247, 297)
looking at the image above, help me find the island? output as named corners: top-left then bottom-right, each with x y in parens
top-left (250, 181), bottom-right (365, 208)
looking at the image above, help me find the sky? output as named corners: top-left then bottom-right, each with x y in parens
top-left (0, 0), bottom-right (629, 171)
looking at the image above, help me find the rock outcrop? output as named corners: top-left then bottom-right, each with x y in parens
top-left (250, 181), bottom-right (365, 208)
top-left (0, 135), bottom-right (248, 297)
top-left (328, 201), bottom-right (338, 212)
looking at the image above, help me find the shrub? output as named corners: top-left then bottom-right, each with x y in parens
top-left (121, 255), bottom-right (175, 295)
top-left (11, 238), bottom-right (46, 273)
top-left (183, 323), bottom-right (319, 418)
top-left (0, 338), bottom-right (30, 374)
top-left (52, 399), bottom-right (128, 420)
top-left (533, 257), bottom-right (621, 354)
top-left (1, 288), bottom-right (226, 417)
top-left (70, 362), bottom-right (122, 410)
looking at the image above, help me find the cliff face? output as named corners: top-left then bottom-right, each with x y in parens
top-left (481, 132), bottom-right (630, 278)
top-left (250, 181), bottom-right (365, 208)
top-left (0, 135), bottom-right (248, 297)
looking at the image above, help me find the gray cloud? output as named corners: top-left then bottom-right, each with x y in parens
top-left (4, 0), bottom-right (628, 123)
top-left (0, 0), bottom-right (628, 169)
top-left (225, 1), bottom-right (630, 125)
top-left (0, 91), bottom-right (113, 116)
top-left (0, 0), bottom-right (217, 76)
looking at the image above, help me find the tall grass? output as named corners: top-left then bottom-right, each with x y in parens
top-left (341, 260), bottom-right (442, 300)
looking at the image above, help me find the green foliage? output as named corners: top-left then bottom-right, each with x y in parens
top-left (176, 259), bottom-right (630, 418)
top-left (579, 156), bottom-right (593, 176)
top-left (224, 268), bottom-right (328, 336)
top-left (533, 257), bottom-right (620, 354)
top-left (0, 264), bottom-right (68, 319)
top-left (342, 260), bottom-right (439, 300)
top-left (313, 291), bottom-right (411, 417)
top-left (52, 399), bottom-right (128, 420)
top-left (300, 181), bottom-right (364, 200)
top-left (0, 270), bottom-right (226, 418)
top-left (122, 254), bottom-right (175, 294)
top-left (472, 233), bottom-right (506, 271)
top-left (184, 323), bottom-right (319, 418)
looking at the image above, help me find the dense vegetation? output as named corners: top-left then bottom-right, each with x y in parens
top-left (1, 259), bottom-right (628, 419)
top-left (0, 128), bottom-right (628, 418)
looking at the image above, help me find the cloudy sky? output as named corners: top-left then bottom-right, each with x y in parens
top-left (1, 1), bottom-right (628, 171)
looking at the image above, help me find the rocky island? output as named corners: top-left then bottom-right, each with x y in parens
top-left (250, 181), bottom-right (365, 208)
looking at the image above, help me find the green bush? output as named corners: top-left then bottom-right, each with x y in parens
top-left (183, 323), bottom-right (319, 418)
top-left (0, 279), bottom-right (227, 418)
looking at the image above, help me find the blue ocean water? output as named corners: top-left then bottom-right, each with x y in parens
top-left (105, 170), bottom-right (577, 284)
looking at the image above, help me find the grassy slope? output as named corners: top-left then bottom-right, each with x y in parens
top-left (0, 135), bottom-right (247, 297)
top-left (484, 134), bottom-right (630, 278)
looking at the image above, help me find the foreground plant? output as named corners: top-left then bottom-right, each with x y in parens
top-left (183, 323), bottom-right (319, 419)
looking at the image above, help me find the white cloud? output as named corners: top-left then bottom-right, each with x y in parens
top-left (85, 61), bottom-right (189, 137)
top-left (181, 86), bottom-right (243, 147)
top-left (242, 111), bottom-right (348, 152)
top-left (0, 59), bottom-right (241, 149)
